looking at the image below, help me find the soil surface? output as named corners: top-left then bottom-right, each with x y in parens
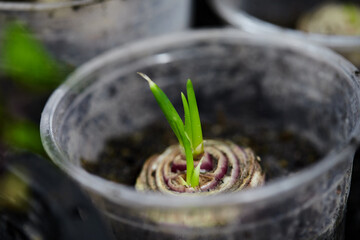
top-left (82, 122), bottom-right (321, 186)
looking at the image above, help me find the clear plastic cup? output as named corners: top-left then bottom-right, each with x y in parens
top-left (210, 0), bottom-right (360, 67)
top-left (0, 0), bottom-right (191, 66)
top-left (41, 29), bottom-right (360, 239)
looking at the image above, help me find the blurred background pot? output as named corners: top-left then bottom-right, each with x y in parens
top-left (0, 151), bottom-right (114, 240)
top-left (210, 0), bottom-right (360, 67)
top-left (41, 30), bottom-right (360, 239)
top-left (0, 0), bottom-right (191, 66)
top-left (0, 0), bottom-right (191, 157)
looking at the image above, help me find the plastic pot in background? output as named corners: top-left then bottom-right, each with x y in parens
top-left (0, 0), bottom-right (191, 66)
top-left (210, 0), bottom-right (360, 67)
top-left (41, 30), bottom-right (360, 239)
top-left (0, 0), bottom-right (190, 155)
top-left (0, 151), bottom-right (114, 240)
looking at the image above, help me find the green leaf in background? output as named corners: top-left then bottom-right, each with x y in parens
top-left (344, 3), bottom-right (360, 25)
top-left (2, 119), bottom-right (45, 156)
top-left (1, 21), bottom-right (64, 91)
top-left (0, 171), bottom-right (30, 212)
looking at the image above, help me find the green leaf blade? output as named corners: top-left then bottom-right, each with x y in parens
top-left (186, 79), bottom-right (204, 156)
top-left (173, 120), bottom-right (194, 186)
top-left (139, 73), bottom-right (200, 187)
top-left (138, 72), bottom-right (184, 146)
top-left (183, 132), bottom-right (194, 186)
top-left (191, 161), bottom-right (201, 187)
top-left (181, 92), bottom-right (193, 148)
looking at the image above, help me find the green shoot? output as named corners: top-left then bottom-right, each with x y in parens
top-left (175, 122), bottom-right (194, 185)
top-left (178, 175), bottom-right (189, 187)
top-left (138, 72), bottom-right (204, 187)
top-left (138, 72), bottom-right (184, 147)
top-left (186, 80), bottom-right (204, 156)
top-left (191, 160), bottom-right (202, 187)
top-left (181, 93), bottom-right (192, 144)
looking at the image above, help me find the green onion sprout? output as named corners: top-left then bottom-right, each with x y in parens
top-left (138, 72), bottom-right (203, 187)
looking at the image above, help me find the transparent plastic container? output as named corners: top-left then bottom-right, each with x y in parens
top-left (210, 0), bottom-right (360, 67)
top-left (0, 0), bottom-right (191, 66)
top-left (40, 30), bottom-right (360, 239)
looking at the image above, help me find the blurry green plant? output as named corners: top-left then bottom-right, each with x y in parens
top-left (2, 119), bottom-right (45, 155)
top-left (1, 21), bottom-right (65, 91)
top-left (0, 21), bottom-right (69, 155)
top-left (344, 3), bottom-right (360, 25)
top-left (0, 170), bottom-right (30, 212)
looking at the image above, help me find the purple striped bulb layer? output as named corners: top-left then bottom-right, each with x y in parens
top-left (136, 140), bottom-right (265, 195)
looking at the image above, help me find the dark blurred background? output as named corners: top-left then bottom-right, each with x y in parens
top-left (0, 1), bottom-right (358, 239)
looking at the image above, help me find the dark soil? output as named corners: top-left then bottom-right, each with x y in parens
top-left (81, 122), bottom-right (321, 187)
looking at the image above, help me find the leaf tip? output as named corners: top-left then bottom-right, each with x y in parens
top-left (181, 92), bottom-right (186, 99)
top-left (137, 72), bottom-right (154, 85)
top-left (187, 78), bottom-right (192, 86)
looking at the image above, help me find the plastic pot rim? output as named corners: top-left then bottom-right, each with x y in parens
top-left (40, 29), bottom-right (360, 209)
top-left (0, 0), bottom-right (103, 12)
top-left (210, 0), bottom-right (360, 51)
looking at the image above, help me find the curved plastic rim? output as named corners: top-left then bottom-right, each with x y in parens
top-left (0, 0), bottom-right (100, 11)
top-left (210, 0), bottom-right (360, 51)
